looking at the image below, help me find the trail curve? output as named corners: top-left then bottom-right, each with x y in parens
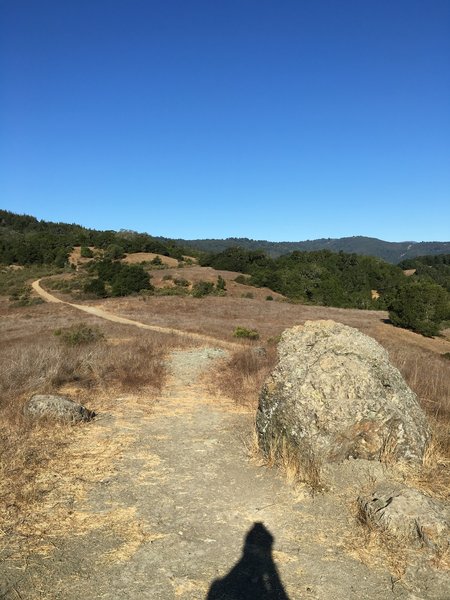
top-left (32, 278), bottom-right (239, 350)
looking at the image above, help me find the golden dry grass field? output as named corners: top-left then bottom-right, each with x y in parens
top-left (1, 265), bottom-right (450, 594)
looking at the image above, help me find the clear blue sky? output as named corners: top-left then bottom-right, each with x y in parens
top-left (1, 0), bottom-right (449, 241)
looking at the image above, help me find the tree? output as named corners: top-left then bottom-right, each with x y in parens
top-left (388, 282), bottom-right (449, 337)
top-left (105, 244), bottom-right (125, 260)
top-left (110, 265), bottom-right (152, 296)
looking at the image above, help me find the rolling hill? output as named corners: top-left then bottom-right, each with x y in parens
top-left (160, 235), bottom-right (450, 264)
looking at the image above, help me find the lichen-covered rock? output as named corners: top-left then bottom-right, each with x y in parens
top-left (24, 394), bottom-right (95, 423)
top-left (358, 481), bottom-right (450, 552)
top-left (256, 320), bottom-right (430, 463)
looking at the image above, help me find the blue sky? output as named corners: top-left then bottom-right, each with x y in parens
top-left (1, 0), bottom-right (449, 241)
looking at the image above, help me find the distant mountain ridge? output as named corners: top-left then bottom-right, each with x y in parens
top-left (159, 236), bottom-right (450, 264)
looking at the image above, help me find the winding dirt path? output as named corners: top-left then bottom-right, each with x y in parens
top-left (5, 280), bottom-right (422, 598)
top-left (31, 278), bottom-right (238, 350)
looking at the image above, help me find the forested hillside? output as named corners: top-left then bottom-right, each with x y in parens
top-left (399, 254), bottom-right (450, 292)
top-left (200, 246), bottom-right (450, 336)
top-left (0, 210), bottom-right (185, 265)
top-left (163, 235), bottom-right (450, 263)
top-left (199, 247), bottom-right (405, 309)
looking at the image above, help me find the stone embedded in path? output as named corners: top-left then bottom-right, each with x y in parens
top-left (24, 394), bottom-right (95, 423)
top-left (256, 320), bottom-right (431, 464)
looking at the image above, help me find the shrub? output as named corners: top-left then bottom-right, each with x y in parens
top-left (105, 244), bottom-right (125, 260)
top-left (233, 326), bottom-right (260, 340)
top-left (174, 278), bottom-right (190, 287)
top-left (216, 275), bottom-right (227, 291)
top-left (234, 275), bottom-right (250, 284)
top-left (111, 265), bottom-right (152, 296)
top-left (266, 295), bottom-right (274, 301)
top-left (388, 282), bottom-right (449, 337)
top-left (162, 274), bottom-right (173, 281)
top-left (54, 323), bottom-right (105, 346)
top-left (241, 292), bottom-right (254, 299)
top-left (84, 278), bottom-right (107, 297)
top-left (80, 246), bottom-right (93, 258)
top-left (151, 255), bottom-right (163, 266)
top-left (192, 281), bottom-right (215, 298)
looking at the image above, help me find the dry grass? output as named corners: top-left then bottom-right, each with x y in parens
top-left (213, 346), bottom-right (277, 407)
top-left (0, 301), bottom-right (181, 557)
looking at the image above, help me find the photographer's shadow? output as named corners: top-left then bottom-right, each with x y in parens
top-left (207, 522), bottom-right (291, 600)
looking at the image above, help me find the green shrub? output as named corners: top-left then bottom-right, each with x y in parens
top-left (111, 265), bottom-right (153, 297)
top-left (54, 323), bottom-right (105, 346)
top-left (80, 246), bottom-right (94, 258)
top-left (234, 275), bottom-right (250, 284)
top-left (84, 278), bottom-right (108, 297)
top-left (266, 295), bottom-right (274, 301)
top-left (233, 326), bottom-right (260, 340)
top-left (105, 244), bottom-right (125, 260)
top-left (216, 275), bottom-right (227, 291)
top-left (192, 281), bottom-right (215, 298)
top-left (151, 255), bottom-right (163, 266)
top-left (162, 274), bottom-right (173, 281)
top-left (388, 282), bottom-right (449, 337)
top-left (174, 278), bottom-right (190, 287)
top-left (442, 352), bottom-right (450, 361)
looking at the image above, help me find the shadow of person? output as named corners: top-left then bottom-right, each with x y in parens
top-left (206, 522), bottom-right (291, 600)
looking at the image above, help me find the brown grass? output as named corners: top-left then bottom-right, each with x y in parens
top-left (1, 284), bottom-right (449, 558)
top-left (0, 301), bottom-right (182, 556)
top-left (213, 346), bottom-right (277, 406)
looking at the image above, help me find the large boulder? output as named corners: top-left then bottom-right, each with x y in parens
top-left (256, 320), bottom-right (431, 464)
top-left (24, 394), bottom-right (95, 423)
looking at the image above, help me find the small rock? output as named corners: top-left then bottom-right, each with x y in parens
top-left (358, 481), bottom-right (450, 552)
top-left (24, 394), bottom-right (95, 423)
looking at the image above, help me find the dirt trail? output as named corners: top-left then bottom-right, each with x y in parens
top-left (2, 344), bottom-right (415, 600)
top-left (3, 281), bottom-right (424, 598)
top-left (31, 279), bottom-right (239, 350)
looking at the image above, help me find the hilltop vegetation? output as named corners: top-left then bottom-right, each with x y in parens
top-left (200, 246), bottom-right (405, 309)
top-left (200, 246), bottom-right (450, 336)
top-left (0, 209), bottom-right (185, 265)
top-left (399, 254), bottom-right (450, 292)
top-left (161, 235), bottom-right (450, 263)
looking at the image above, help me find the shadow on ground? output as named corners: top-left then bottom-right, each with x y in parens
top-left (207, 522), bottom-right (291, 600)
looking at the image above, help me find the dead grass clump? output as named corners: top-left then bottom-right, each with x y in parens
top-left (214, 346), bottom-right (277, 406)
top-left (385, 345), bottom-right (450, 499)
top-left (387, 345), bottom-right (450, 422)
top-left (261, 432), bottom-right (325, 494)
top-left (351, 496), bottom-right (411, 580)
top-left (54, 322), bottom-right (105, 346)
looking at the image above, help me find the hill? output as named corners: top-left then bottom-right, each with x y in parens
top-left (160, 235), bottom-right (450, 263)
top-left (0, 209), bottom-right (186, 265)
